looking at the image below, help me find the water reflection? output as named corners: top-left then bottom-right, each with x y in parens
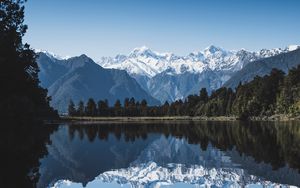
top-left (1, 120), bottom-right (299, 187)
top-left (38, 121), bottom-right (300, 187)
top-left (68, 121), bottom-right (300, 172)
top-left (0, 119), bottom-right (57, 188)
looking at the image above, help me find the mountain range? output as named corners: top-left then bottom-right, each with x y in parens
top-left (99, 45), bottom-right (300, 103)
top-left (37, 45), bottom-right (300, 112)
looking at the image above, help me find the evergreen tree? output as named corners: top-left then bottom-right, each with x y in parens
top-left (104, 99), bottom-right (109, 108)
top-left (135, 101), bottom-right (141, 116)
top-left (97, 100), bottom-right (109, 116)
top-left (114, 99), bottom-right (121, 108)
top-left (123, 98), bottom-right (130, 116)
top-left (85, 98), bottom-right (97, 116)
top-left (0, 0), bottom-right (57, 119)
top-left (68, 100), bottom-right (76, 116)
top-left (199, 88), bottom-right (208, 102)
top-left (77, 101), bottom-right (85, 116)
top-left (140, 99), bottom-right (148, 116)
top-left (114, 99), bottom-right (122, 116)
top-left (129, 97), bottom-right (136, 116)
top-left (276, 65), bottom-right (300, 115)
top-left (162, 101), bottom-right (170, 116)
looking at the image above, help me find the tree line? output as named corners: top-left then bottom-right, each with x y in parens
top-left (68, 66), bottom-right (300, 119)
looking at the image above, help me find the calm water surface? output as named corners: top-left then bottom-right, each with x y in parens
top-left (2, 120), bottom-right (300, 187)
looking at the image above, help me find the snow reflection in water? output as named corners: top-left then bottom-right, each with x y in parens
top-left (40, 121), bottom-right (300, 188)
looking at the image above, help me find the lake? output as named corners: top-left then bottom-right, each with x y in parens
top-left (2, 120), bottom-right (300, 187)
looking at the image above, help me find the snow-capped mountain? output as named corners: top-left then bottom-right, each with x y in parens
top-left (35, 49), bottom-right (70, 61)
top-left (99, 45), bottom-right (300, 78)
top-left (99, 45), bottom-right (300, 103)
top-left (53, 162), bottom-right (292, 188)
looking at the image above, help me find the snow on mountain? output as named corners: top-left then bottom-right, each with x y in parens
top-left (98, 45), bottom-right (299, 103)
top-left (98, 45), bottom-right (298, 79)
top-left (35, 49), bottom-right (70, 61)
top-left (287, 45), bottom-right (300, 51)
top-left (52, 162), bottom-right (294, 188)
top-left (99, 46), bottom-right (180, 77)
top-left (35, 45), bottom-right (300, 104)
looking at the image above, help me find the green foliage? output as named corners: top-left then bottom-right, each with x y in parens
top-left (196, 87), bottom-right (235, 117)
top-left (276, 66), bottom-right (300, 115)
top-left (231, 69), bottom-right (285, 119)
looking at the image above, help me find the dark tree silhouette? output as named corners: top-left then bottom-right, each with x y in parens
top-left (85, 98), bottom-right (97, 116)
top-left (114, 99), bottom-right (122, 116)
top-left (77, 100), bottom-right (85, 116)
top-left (97, 99), bottom-right (109, 116)
top-left (68, 100), bottom-right (76, 116)
top-left (199, 88), bottom-right (208, 102)
top-left (0, 0), bottom-right (57, 119)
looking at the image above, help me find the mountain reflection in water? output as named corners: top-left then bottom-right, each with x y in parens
top-left (1, 120), bottom-right (300, 187)
top-left (43, 121), bottom-right (300, 188)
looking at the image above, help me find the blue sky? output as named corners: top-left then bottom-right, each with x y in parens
top-left (24, 0), bottom-right (300, 60)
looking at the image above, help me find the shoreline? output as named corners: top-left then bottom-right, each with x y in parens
top-left (57, 115), bottom-right (300, 123)
top-left (60, 116), bottom-right (237, 122)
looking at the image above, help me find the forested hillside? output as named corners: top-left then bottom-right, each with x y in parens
top-left (68, 66), bottom-right (300, 119)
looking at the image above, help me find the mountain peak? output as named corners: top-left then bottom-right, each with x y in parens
top-left (35, 49), bottom-right (68, 61)
top-left (287, 45), bottom-right (300, 52)
top-left (129, 46), bottom-right (157, 58)
top-left (133, 45), bottom-right (150, 52)
top-left (203, 45), bottom-right (227, 58)
top-left (78, 54), bottom-right (89, 59)
top-left (204, 45), bottom-right (224, 53)
top-left (65, 54), bottom-right (94, 67)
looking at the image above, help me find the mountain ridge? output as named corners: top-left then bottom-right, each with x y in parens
top-left (98, 45), bottom-right (300, 102)
top-left (98, 45), bottom-right (300, 77)
top-left (224, 48), bottom-right (300, 89)
top-left (37, 52), bottom-right (160, 113)
top-left (38, 44), bottom-right (300, 104)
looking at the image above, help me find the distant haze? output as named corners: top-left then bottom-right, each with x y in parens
top-left (24, 0), bottom-right (300, 60)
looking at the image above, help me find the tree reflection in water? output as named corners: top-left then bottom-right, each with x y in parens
top-left (0, 119), bottom-right (57, 188)
top-left (1, 120), bottom-right (300, 188)
top-left (67, 121), bottom-right (300, 172)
